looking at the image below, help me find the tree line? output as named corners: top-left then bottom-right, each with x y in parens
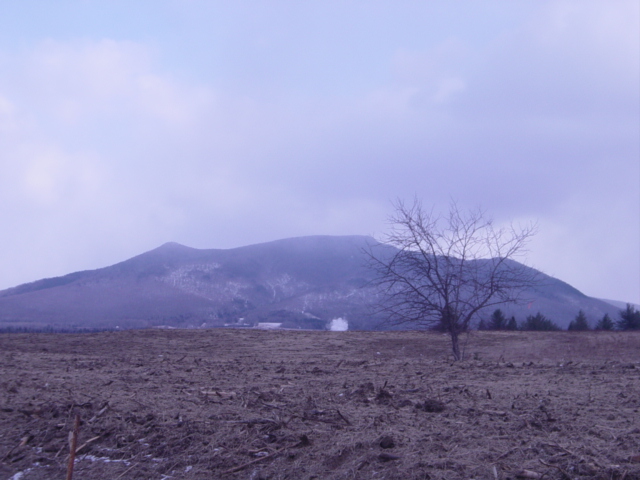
top-left (477, 304), bottom-right (640, 332)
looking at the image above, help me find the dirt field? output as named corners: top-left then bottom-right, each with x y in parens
top-left (1, 329), bottom-right (639, 480)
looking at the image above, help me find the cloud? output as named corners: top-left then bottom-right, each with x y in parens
top-left (0, 39), bottom-right (216, 284)
top-left (0, 2), bottom-right (637, 304)
top-left (527, 186), bottom-right (640, 303)
top-left (0, 94), bottom-right (17, 132)
top-left (10, 39), bottom-right (214, 135)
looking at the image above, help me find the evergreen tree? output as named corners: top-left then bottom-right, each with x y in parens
top-left (489, 309), bottom-right (507, 330)
top-left (617, 304), bottom-right (640, 331)
top-left (595, 313), bottom-right (614, 331)
top-left (521, 312), bottom-right (560, 331)
top-left (568, 310), bottom-right (589, 331)
top-left (506, 316), bottom-right (518, 330)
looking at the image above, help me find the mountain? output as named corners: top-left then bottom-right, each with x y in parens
top-left (0, 235), bottom-right (622, 331)
top-left (599, 298), bottom-right (640, 310)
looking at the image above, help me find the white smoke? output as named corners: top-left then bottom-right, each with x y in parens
top-left (329, 317), bottom-right (348, 331)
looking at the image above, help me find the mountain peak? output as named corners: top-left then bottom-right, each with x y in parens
top-left (156, 241), bottom-right (191, 251)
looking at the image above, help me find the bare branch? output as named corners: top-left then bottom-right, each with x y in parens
top-left (366, 199), bottom-right (538, 360)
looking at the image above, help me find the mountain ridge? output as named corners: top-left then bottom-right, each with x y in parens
top-left (0, 235), bottom-right (622, 331)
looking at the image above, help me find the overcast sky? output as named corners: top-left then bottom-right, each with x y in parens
top-left (0, 1), bottom-right (638, 304)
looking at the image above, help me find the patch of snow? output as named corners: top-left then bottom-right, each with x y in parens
top-left (79, 454), bottom-right (130, 465)
top-left (9, 469), bottom-right (31, 480)
top-left (143, 454), bottom-right (165, 462)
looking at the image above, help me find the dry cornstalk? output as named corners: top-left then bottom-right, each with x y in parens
top-left (336, 409), bottom-right (351, 425)
top-left (1, 435), bottom-right (32, 462)
top-left (479, 409), bottom-right (508, 417)
top-left (75, 435), bottom-right (102, 455)
top-left (200, 390), bottom-right (236, 398)
top-left (114, 462), bottom-right (138, 480)
top-left (66, 414), bottom-right (80, 480)
top-left (221, 436), bottom-right (309, 475)
top-left (221, 445), bottom-right (288, 474)
top-left (88, 405), bottom-right (109, 423)
top-left (539, 459), bottom-right (572, 479)
top-left (515, 469), bottom-right (542, 479)
top-left (495, 447), bottom-right (518, 461)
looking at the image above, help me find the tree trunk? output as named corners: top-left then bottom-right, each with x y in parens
top-left (450, 330), bottom-right (461, 361)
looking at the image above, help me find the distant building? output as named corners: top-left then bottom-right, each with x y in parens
top-left (256, 323), bottom-right (283, 330)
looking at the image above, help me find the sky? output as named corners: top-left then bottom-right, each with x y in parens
top-left (0, 1), bottom-right (638, 304)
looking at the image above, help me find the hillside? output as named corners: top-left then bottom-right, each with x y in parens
top-left (0, 235), bottom-right (621, 331)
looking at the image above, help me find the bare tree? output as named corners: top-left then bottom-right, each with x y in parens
top-left (367, 199), bottom-right (538, 360)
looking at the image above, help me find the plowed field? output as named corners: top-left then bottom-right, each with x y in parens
top-left (1, 329), bottom-right (639, 479)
